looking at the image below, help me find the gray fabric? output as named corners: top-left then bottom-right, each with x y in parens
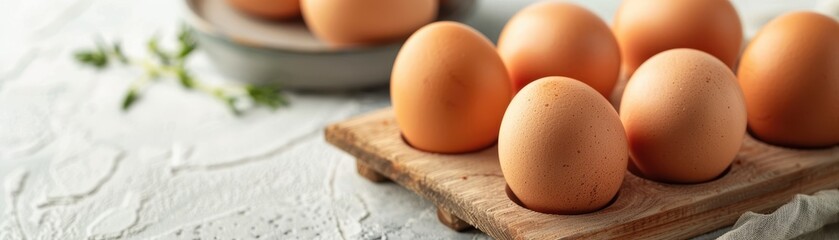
top-left (717, 189), bottom-right (839, 240)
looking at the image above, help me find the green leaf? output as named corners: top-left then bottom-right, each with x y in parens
top-left (246, 85), bottom-right (287, 109)
top-left (74, 50), bottom-right (109, 69)
top-left (122, 88), bottom-right (139, 110)
top-left (176, 26), bottom-right (197, 59)
top-left (147, 37), bottom-right (170, 65)
top-left (211, 89), bottom-right (240, 115)
top-left (177, 42), bottom-right (196, 60)
top-left (175, 67), bottom-right (195, 89)
top-left (225, 97), bottom-right (241, 115)
top-left (112, 42), bottom-right (129, 64)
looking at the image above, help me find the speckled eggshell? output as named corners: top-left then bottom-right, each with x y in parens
top-left (391, 22), bottom-right (513, 154)
top-left (226, 0), bottom-right (300, 20)
top-left (620, 49), bottom-right (747, 183)
top-left (498, 1), bottom-right (621, 97)
top-left (738, 12), bottom-right (839, 148)
top-left (301, 0), bottom-right (438, 47)
top-left (499, 77), bottom-right (627, 214)
top-left (613, 0), bottom-right (742, 76)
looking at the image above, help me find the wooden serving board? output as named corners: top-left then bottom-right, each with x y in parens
top-left (325, 108), bottom-right (839, 239)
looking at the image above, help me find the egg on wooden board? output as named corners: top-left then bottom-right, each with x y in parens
top-left (391, 22), bottom-right (512, 154)
top-left (620, 49), bottom-right (746, 183)
top-left (301, 0), bottom-right (438, 47)
top-left (226, 0), bottom-right (300, 20)
top-left (499, 77), bottom-right (627, 214)
top-left (498, 1), bottom-right (620, 97)
top-left (613, 0), bottom-right (742, 76)
top-left (738, 12), bottom-right (839, 148)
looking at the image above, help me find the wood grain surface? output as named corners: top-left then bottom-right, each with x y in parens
top-left (325, 108), bottom-right (839, 240)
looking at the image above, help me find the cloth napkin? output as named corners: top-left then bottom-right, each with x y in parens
top-left (717, 189), bottom-right (839, 240)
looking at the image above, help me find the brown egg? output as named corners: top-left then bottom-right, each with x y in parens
top-left (226, 0), bottom-right (300, 20)
top-left (620, 49), bottom-right (746, 183)
top-left (391, 22), bottom-right (512, 153)
top-left (738, 12), bottom-right (839, 148)
top-left (613, 0), bottom-right (742, 76)
top-left (499, 77), bottom-right (627, 214)
top-left (301, 0), bottom-right (438, 47)
top-left (498, 1), bottom-right (620, 97)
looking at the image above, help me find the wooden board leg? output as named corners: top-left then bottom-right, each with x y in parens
top-left (356, 160), bottom-right (389, 182)
top-left (437, 207), bottom-right (472, 232)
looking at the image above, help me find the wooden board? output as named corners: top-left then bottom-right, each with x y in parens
top-left (325, 108), bottom-right (839, 239)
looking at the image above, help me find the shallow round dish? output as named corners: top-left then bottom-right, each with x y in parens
top-left (184, 0), bottom-right (477, 90)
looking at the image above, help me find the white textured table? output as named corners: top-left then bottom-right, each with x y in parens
top-left (0, 0), bottom-right (828, 239)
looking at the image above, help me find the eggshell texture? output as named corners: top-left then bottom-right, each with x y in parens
top-left (614, 0), bottom-right (742, 76)
top-left (301, 0), bottom-right (437, 47)
top-left (498, 2), bottom-right (620, 97)
top-left (620, 49), bottom-right (746, 183)
top-left (738, 12), bottom-right (839, 148)
top-left (391, 22), bottom-right (512, 154)
top-left (227, 0), bottom-right (300, 20)
top-left (499, 77), bottom-right (627, 214)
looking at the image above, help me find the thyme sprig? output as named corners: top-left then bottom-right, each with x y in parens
top-left (74, 26), bottom-right (287, 115)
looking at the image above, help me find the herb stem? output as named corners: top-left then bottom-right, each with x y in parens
top-left (74, 25), bottom-right (288, 114)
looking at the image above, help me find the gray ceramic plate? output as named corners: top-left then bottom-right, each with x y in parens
top-left (184, 0), bottom-right (477, 90)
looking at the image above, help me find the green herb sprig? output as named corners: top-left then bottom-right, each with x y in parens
top-left (74, 26), bottom-right (288, 115)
